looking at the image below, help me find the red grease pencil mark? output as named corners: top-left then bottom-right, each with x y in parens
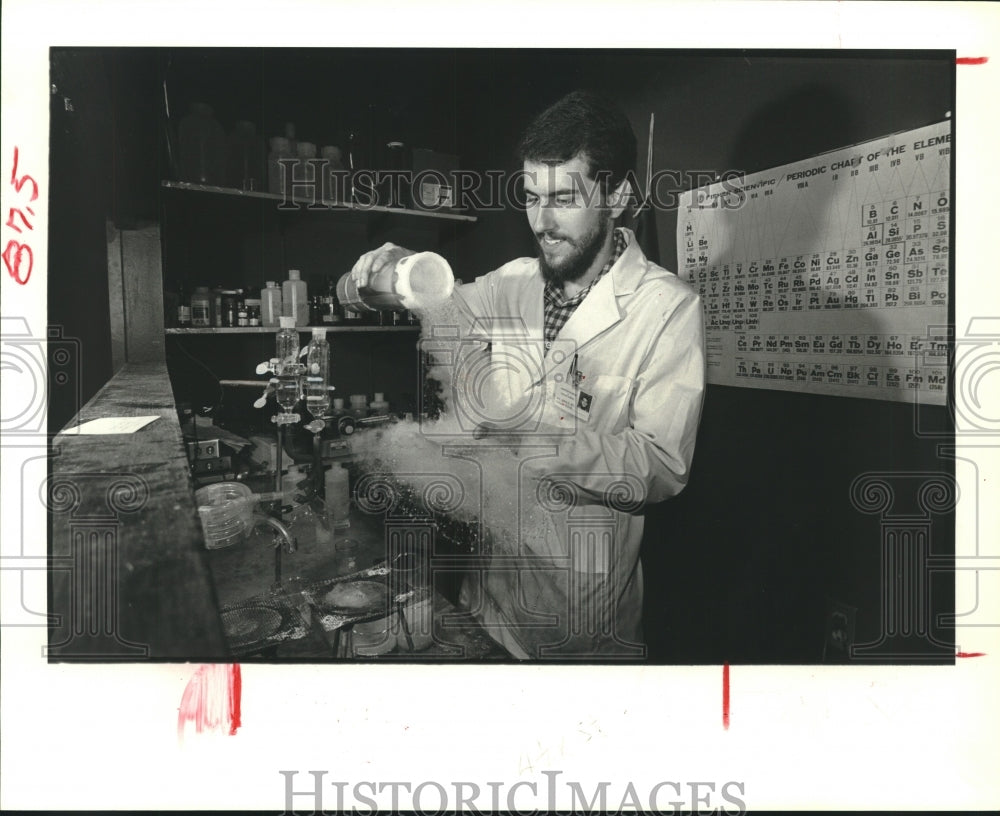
top-left (177, 664), bottom-right (243, 740)
top-left (722, 663), bottom-right (730, 730)
top-left (3, 147), bottom-right (39, 285)
top-left (956, 57), bottom-right (988, 65)
top-left (230, 663), bottom-right (242, 734)
top-left (957, 652), bottom-right (986, 658)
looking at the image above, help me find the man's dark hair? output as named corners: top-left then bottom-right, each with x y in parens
top-left (516, 90), bottom-right (637, 195)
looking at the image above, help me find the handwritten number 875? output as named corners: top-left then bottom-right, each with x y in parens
top-left (4, 147), bottom-right (37, 285)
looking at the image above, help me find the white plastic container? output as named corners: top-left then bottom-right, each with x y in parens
top-left (369, 392), bottom-right (389, 415)
top-left (283, 269), bottom-right (308, 326)
top-left (336, 252), bottom-right (454, 314)
top-left (349, 394), bottom-right (368, 419)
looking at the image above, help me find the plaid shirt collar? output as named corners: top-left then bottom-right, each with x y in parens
top-left (544, 227), bottom-right (627, 308)
top-left (543, 228), bottom-right (627, 348)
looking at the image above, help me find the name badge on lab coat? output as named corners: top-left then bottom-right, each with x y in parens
top-left (551, 366), bottom-right (593, 422)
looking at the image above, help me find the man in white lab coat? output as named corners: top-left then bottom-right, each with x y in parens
top-left (351, 90), bottom-right (705, 658)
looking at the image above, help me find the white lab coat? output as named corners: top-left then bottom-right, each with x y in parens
top-left (449, 228), bottom-right (705, 658)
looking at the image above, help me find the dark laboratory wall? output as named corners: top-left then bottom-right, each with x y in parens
top-left (611, 54), bottom-right (956, 664)
top-left (48, 49), bottom-right (165, 432)
top-left (48, 50), bottom-right (115, 432)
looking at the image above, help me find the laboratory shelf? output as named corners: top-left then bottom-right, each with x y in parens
top-left (161, 181), bottom-right (477, 223)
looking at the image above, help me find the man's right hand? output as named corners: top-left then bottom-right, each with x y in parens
top-left (349, 242), bottom-right (416, 288)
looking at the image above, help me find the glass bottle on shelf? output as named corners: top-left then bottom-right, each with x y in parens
top-left (323, 275), bottom-right (340, 325)
top-left (245, 292), bottom-right (261, 327)
top-left (211, 284), bottom-right (224, 327)
top-left (221, 290), bottom-right (238, 327)
top-left (236, 292), bottom-right (248, 327)
top-left (342, 302), bottom-right (362, 324)
top-left (191, 286), bottom-right (211, 327)
top-left (309, 293), bottom-right (324, 326)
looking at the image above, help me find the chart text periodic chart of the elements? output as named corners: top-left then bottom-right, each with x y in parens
top-left (678, 121), bottom-right (951, 404)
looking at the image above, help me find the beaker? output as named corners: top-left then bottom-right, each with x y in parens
top-left (196, 482), bottom-right (254, 549)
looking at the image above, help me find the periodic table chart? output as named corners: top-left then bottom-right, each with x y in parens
top-left (677, 121), bottom-right (951, 404)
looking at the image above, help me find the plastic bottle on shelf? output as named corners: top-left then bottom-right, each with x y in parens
top-left (294, 141), bottom-right (317, 201)
top-left (283, 269), bottom-right (309, 326)
top-left (349, 394), bottom-right (368, 419)
top-left (227, 120), bottom-right (262, 192)
top-left (191, 286), bottom-right (212, 327)
top-left (284, 122), bottom-right (298, 160)
top-left (261, 281), bottom-right (283, 327)
top-left (369, 392), bottom-right (390, 415)
top-left (178, 102), bottom-right (227, 185)
top-left (275, 316), bottom-right (300, 374)
top-left (305, 327), bottom-right (330, 419)
top-left (283, 464), bottom-right (306, 506)
top-left (267, 136), bottom-right (293, 195)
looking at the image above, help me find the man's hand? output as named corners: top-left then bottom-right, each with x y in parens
top-left (349, 242), bottom-right (415, 289)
